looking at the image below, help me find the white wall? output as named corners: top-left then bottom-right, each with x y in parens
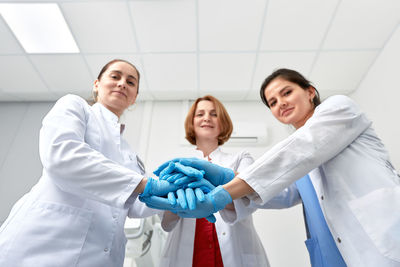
top-left (350, 24), bottom-right (400, 169)
top-left (0, 102), bottom-right (53, 221)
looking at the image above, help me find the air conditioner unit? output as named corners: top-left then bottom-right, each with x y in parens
top-left (226, 121), bottom-right (268, 145)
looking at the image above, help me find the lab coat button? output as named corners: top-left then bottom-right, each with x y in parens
top-left (104, 248), bottom-right (109, 252)
top-left (337, 237), bottom-right (342, 243)
top-left (321, 195), bottom-right (324, 200)
top-left (222, 232), bottom-right (226, 235)
top-left (113, 215), bottom-right (117, 219)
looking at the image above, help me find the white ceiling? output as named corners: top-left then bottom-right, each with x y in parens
top-left (0, 0), bottom-right (399, 102)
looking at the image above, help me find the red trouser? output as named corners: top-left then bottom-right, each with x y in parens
top-left (192, 218), bottom-right (224, 267)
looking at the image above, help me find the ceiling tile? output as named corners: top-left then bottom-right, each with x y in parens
top-left (129, 0), bottom-right (196, 52)
top-left (15, 92), bottom-right (60, 101)
top-left (199, 53), bottom-right (255, 100)
top-left (0, 92), bottom-right (23, 101)
top-left (0, 0), bottom-right (398, 103)
top-left (61, 2), bottom-right (138, 53)
top-left (0, 15), bottom-right (24, 54)
top-left (30, 55), bottom-right (92, 96)
top-left (199, 0), bottom-right (265, 51)
top-left (0, 55), bottom-right (50, 93)
top-left (247, 51), bottom-right (316, 100)
top-left (310, 51), bottom-right (378, 96)
top-left (260, 0), bottom-right (339, 51)
top-left (323, 0), bottom-right (400, 49)
top-left (143, 54), bottom-right (197, 100)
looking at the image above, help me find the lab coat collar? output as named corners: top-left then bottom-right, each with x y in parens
top-left (93, 102), bottom-right (126, 134)
top-left (194, 146), bottom-right (221, 161)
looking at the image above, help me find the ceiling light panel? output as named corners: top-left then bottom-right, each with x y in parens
top-left (310, 51), bottom-right (378, 95)
top-left (0, 15), bottom-right (24, 54)
top-left (260, 0), bottom-right (339, 51)
top-left (30, 55), bottom-right (92, 96)
top-left (61, 2), bottom-right (137, 53)
top-left (0, 3), bottom-right (79, 53)
top-left (323, 0), bottom-right (400, 50)
top-left (0, 55), bottom-right (49, 93)
top-left (199, 53), bottom-right (255, 99)
top-left (199, 0), bottom-right (265, 51)
top-left (143, 54), bottom-right (197, 100)
top-left (129, 0), bottom-right (196, 52)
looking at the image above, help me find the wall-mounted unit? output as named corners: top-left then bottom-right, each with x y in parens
top-left (226, 121), bottom-right (268, 146)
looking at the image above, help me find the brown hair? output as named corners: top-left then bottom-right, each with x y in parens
top-left (93, 59), bottom-right (140, 102)
top-left (185, 95), bottom-right (233, 146)
top-left (260, 68), bottom-right (321, 108)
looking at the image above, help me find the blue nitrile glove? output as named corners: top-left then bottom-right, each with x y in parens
top-left (188, 178), bottom-right (215, 193)
top-left (141, 177), bottom-right (179, 197)
top-left (154, 158), bottom-right (202, 177)
top-left (156, 160), bottom-right (204, 179)
top-left (176, 186), bottom-right (232, 221)
top-left (139, 194), bottom-right (216, 222)
top-left (173, 172), bottom-right (205, 186)
top-left (140, 186), bottom-right (232, 223)
top-left (161, 172), bottom-right (185, 182)
top-left (178, 158), bottom-right (235, 187)
top-left (154, 159), bottom-right (181, 176)
top-left (170, 178), bottom-right (216, 210)
top-left (158, 162), bottom-right (175, 179)
top-left (163, 188), bottom-right (201, 209)
top-left (167, 187), bottom-right (206, 210)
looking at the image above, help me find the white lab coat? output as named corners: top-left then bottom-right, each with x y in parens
top-left (0, 95), bottom-right (158, 267)
top-left (239, 95), bottom-right (400, 267)
top-left (159, 147), bottom-right (270, 267)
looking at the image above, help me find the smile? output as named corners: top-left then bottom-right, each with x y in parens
top-left (112, 91), bottom-right (127, 98)
top-left (281, 107), bottom-right (294, 117)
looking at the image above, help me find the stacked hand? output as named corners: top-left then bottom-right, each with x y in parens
top-left (140, 158), bottom-right (235, 223)
top-left (140, 186), bottom-right (232, 223)
top-left (154, 158), bottom-right (235, 187)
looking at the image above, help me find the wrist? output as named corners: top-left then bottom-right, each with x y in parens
top-left (222, 177), bottom-right (254, 200)
top-left (135, 177), bottom-right (148, 194)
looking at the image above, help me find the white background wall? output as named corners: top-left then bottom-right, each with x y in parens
top-left (1, 26), bottom-right (399, 267)
top-left (349, 25), bottom-right (400, 169)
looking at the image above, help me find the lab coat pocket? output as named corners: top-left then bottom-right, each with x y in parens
top-left (8, 201), bottom-right (93, 266)
top-left (305, 237), bottom-right (324, 267)
top-left (348, 187), bottom-right (400, 262)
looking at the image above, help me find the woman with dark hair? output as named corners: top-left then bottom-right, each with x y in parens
top-left (150, 68), bottom-right (400, 267)
top-left (157, 95), bottom-right (269, 267)
top-left (0, 59), bottom-right (174, 267)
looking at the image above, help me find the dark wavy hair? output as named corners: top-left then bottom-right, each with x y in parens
top-left (260, 68), bottom-right (321, 108)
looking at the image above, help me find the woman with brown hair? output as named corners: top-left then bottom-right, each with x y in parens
top-left (158, 95), bottom-right (269, 267)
